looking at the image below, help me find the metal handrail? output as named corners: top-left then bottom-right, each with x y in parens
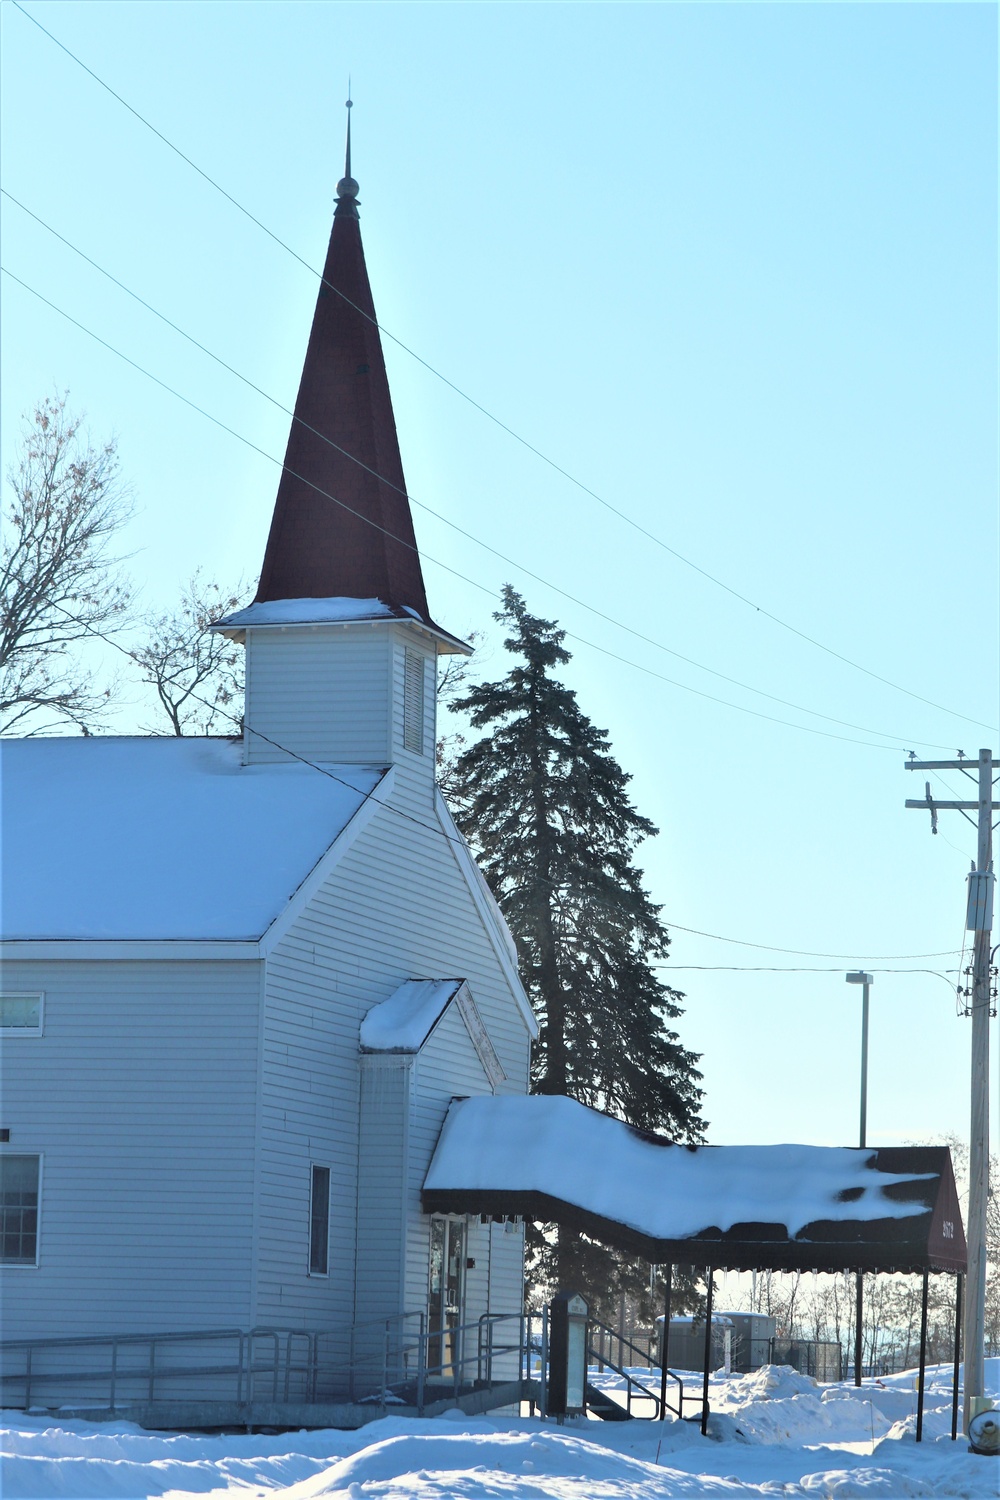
top-left (586, 1315), bottom-right (687, 1421)
top-left (1, 1308), bottom-right (687, 1422)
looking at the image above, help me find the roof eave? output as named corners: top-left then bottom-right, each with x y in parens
top-left (211, 613), bottom-right (471, 656)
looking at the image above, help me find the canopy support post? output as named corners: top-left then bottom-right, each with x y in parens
top-left (854, 1270), bottom-right (864, 1386)
top-left (951, 1273), bottom-right (963, 1441)
top-left (916, 1269), bottom-right (929, 1443)
top-left (658, 1264), bottom-right (673, 1422)
top-left (700, 1269), bottom-right (713, 1437)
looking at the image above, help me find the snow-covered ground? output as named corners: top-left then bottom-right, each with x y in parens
top-left (3, 1361), bottom-right (997, 1499)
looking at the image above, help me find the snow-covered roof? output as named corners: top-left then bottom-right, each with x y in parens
top-left (216, 596), bottom-right (397, 628)
top-left (360, 979), bottom-right (466, 1052)
top-left (423, 1096), bottom-right (966, 1274)
top-left (0, 737), bottom-right (384, 941)
top-left (213, 597), bottom-right (471, 654)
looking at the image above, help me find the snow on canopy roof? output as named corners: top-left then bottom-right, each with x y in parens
top-left (422, 1096), bottom-right (967, 1274)
top-left (0, 737), bottom-right (383, 941)
top-left (360, 979), bottom-right (465, 1052)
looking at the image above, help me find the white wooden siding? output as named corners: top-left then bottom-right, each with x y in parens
top-left (390, 630), bottom-right (436, 808)
top-left (411, 1014), bottom-right (525, 1358)
top-left (405, 1006), bottom-right (491, 1319)
top-left (0, 960), bottom-right (260, 1340)
top-left (244, 625), bottom-right (392, 764)
top-left (355, 1055), bottom-right (411, 1325)
top-left (260, 762), bottom-right (533, 1332)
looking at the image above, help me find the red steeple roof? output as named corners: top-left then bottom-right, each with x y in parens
top-left (254, 117), bottom-right (431, 620)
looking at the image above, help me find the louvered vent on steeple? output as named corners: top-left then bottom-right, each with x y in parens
top-left (403, 649), bottom-right (426, 755)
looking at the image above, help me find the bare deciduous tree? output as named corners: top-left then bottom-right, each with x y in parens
top-left (1, 395), bottom-right (133, 734)
top-left (132, 572), bottom-right (251, 735)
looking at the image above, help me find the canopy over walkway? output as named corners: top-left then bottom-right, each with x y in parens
top-left (422, 1095), bottom-right (966, 1275)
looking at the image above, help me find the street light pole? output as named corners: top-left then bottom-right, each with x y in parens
top-left (847, 971), bottom-right (873, 1386)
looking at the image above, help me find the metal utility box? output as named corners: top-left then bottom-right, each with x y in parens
top-left (658, 1313), bottom-right (775, 1374)
top-left (548, 1291), bottom-right (588, 1416)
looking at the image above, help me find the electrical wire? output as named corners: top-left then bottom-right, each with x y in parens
top-left (5, 191), bottom-right (959, 751)
top-left (37, 600), bottom-right (960, 976)
top-left (3, 263), bottom-right (930, 754)
top-left (656, 922), bottom-right (960, 960)
top-left (9, 0), bottom-right (997, 737)
top-left (659, 966), bottom-right (961, 975)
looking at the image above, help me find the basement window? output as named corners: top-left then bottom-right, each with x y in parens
top-left (1, 1155), bottom-right (39, 1265)
top-left (403, 650), bottom-right (425, 755)
top-left (309, 1164), bottom-right (330, 1276)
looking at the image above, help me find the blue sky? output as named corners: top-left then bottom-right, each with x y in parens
top-left (2, 1), bottom-right (997, 1150)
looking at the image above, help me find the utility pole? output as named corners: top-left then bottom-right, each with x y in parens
top-left (846, 970), bottom-right (873, 1387)
top-left (905, 748), bottom-right (998, 1433)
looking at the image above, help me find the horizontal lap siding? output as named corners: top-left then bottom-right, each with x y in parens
top-left (261, 755), bottom-right (533, 1333)
top-left (412, 1018), bottom-right (525, 1344)
top-left (245, 627), bottom-right (390, 764)
top-left (390, 632), bottom-right (436, 812)
top-left (355, 1058), bottom-right (410, 1325)
top-left (407, 1010), bottom-right (491, 1320)
top-left (0, 960), bottom-right (259, 1341)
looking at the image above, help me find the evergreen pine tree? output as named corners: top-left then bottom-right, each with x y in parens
top-left (447, 586), bottom-right (705, 1316)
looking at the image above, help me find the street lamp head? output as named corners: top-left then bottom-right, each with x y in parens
top-left (846, 971), bottom-right (874, 985)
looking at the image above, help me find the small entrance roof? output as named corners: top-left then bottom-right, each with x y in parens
top-left (422, 1096), bottom-right (966, 1275)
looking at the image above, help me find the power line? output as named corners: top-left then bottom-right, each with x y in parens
top-left (5, 191), bottom-right (956, 751)
top-left (3, 264), bottom-right (928, 754)
top-left (661, 966), bottom-right (961, 975)
top-left (660, 921), bottom-right (960, 960)
top-left (44, 593), bottom-right (965, 975)
top-left (9, 0), bottom-right (996, 737)
top-left (31, 573), bottom-right (960, 978)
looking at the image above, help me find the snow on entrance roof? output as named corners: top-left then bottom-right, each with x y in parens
top-left (422, 1096), bottom-right (966, 1274)
top-left (0, 737), bottom-right (383, 941)
top-left (360, 979), bottom-right (465, 1052)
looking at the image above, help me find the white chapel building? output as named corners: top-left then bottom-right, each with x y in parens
top-left (0, 148), bottom-right (536, 1366)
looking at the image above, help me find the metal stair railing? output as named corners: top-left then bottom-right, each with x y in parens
top-left (385, 1309), bottom-right (543, 1414)
top-left (586, 1316), bottom-right (687, 1420)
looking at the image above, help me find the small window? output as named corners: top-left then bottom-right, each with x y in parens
top-left (0, 995), bottom-right (43, 1035)
top-left (1, 1155), bottom-right (39, 1265)
top-left (309, 1164), bottom-right (330, 1276)
top-left (403, 650), bottom-right (425, 755)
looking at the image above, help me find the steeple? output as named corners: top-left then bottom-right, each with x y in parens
top-left (253, 101), bottom-right (432, 624)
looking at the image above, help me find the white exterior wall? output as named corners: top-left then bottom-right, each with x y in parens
top-left (243, 624), bottom-right (393, 765)
top-left (355, 1056), bottom-right (411, 1326)
top-left (0, 621), bottom-right (533, 1361)
top-left (257, 706), bottom-right (533, 1334)
top-left (389, 627), bottom-right (436, 809)
top-left (0, 959), bottom-right (260, 1341)
top-left (410, 1007), bottom-right (525, 1354)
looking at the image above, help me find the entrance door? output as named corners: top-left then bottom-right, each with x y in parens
top-left (428, 1217), bottom-right (466, 1382)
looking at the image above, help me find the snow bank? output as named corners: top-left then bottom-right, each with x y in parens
top-left (0, 738), bottom-right (384, 939)
top-left (5, 1364), bottom-right (998, 1500)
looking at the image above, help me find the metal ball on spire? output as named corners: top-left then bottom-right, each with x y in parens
top-left (337, 91), bottom-right (359, 202)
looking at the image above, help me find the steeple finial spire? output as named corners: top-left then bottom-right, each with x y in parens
top-left (253, 88), bottom-right (436, 625)
top-left (336, 91), bottom-right (359, 216)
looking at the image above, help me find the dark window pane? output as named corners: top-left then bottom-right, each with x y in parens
top-left (310, 1165), bottom-right (330, 1275)
top-left (1, 1157), bottom-right (39, 1263)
